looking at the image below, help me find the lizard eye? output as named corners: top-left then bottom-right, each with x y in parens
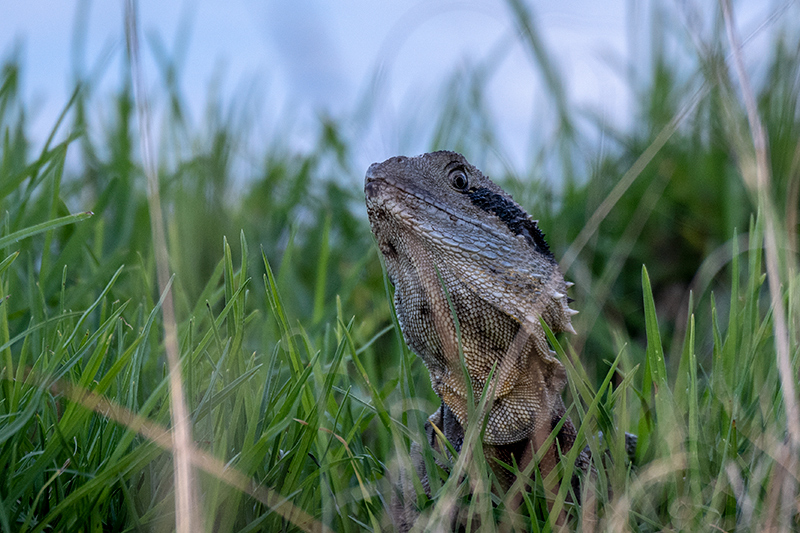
top-left (450, 170), bottom-right (469, 191)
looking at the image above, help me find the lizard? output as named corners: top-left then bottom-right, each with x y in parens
top-left (365, 151), bottom-right (602, 528)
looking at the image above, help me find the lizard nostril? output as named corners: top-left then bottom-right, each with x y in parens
top-left (365, 162), bottom-right (380, 183)
top-left (365, 163), bottom-right (384, 197)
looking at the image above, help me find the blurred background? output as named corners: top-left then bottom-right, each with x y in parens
top-left (5, 0), bottom-right (638, 172)
top-left (2, 1), bottom-right (776, 173)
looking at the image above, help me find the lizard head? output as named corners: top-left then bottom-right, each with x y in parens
top-left (365, 151), bottom-right (576, 336)
top-left (366, 151), bottom-right (551, 257)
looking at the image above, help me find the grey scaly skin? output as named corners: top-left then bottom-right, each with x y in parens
top-left (364, 151), bottom-right (629, 528)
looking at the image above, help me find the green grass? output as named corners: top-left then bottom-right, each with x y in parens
top-left (1, 0), bottom-right (799, 531)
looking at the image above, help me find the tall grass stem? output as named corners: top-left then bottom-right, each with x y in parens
top-left (124, 1), bottom-right (200, 531)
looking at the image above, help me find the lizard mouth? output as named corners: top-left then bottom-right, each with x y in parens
top-left (365, 171), bottom-right (506, 241)
top-left (366, 168), bottom-right (553, 263)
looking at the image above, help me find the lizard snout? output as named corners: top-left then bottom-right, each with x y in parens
top-left (364, 163), bottom-right (382, 198)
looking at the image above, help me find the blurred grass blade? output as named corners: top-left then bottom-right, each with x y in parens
top-left (0, 211), bottom-right (93, 250)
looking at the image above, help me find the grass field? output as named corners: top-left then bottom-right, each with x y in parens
top-left (1, 1), bottom-right (800, 531)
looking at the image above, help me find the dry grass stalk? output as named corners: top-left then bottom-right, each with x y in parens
top-left (720, 0), bottom-right (800, 453)
top-left (124, 1), bottom-right (200, 531)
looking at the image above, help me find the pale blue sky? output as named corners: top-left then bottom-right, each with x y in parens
top-left (0, 1), bottom-right (787, 175)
